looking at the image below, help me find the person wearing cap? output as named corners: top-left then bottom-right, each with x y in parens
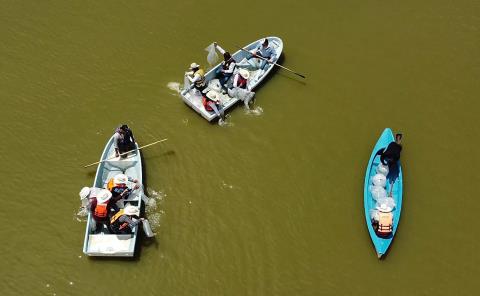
top-left (109, 205), bottom-right (144, 234)
top-left (248, 38), bottom-right (276, 71)
top-left (89, 189), bottom-right (115, 226)
top-left (78, 187), bottom-right (104, 214)
top-left (202, 90), bottom-right (225, 120)
top-left (232, 69), bottom-right (250, 90)
top-left (374, 203), bottom-right (393, 237)
top-left (107, 173), bottom-right (140, 204)
top-left (185, 62), bottom-right (207, 92)
top-left (113, 124), bottom-right (136, 158)
top-left (227, 69), bottom-right (255, 107)
top-left (213, 42), bottom-right (236, 87)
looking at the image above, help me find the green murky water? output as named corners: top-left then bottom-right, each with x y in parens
top-left (1, 0), bottom-right (479, 295)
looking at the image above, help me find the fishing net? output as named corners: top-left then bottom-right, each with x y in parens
top-left (376, 163), bottom-right (389, 176)
top-left (205, 43), bottom-right (219, 66)
top-left (371, 173), bottom-right (387, 187)
top-left (369, 185), bottom-right (387, 200)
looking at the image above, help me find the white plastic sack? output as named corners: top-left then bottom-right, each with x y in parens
top-left (376, 163), bottom-right (389, 176)
top-left (370, 209), bottom-right (380, 221)
top-left (376, 197), bottom-right (396, 210)
top-left (371, 173), bottom-right (387, 187)
top-left (370, 185), bottom-right (387, 200)
top-left (208, 79), bottom-right (222, 93)
top-left (205, 43), bottom-right (219, 66)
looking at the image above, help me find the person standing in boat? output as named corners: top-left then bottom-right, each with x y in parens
top-left (185, 62), bottom-right (207, 93)
top-left (248, 38), bottom-right (276, 71)
top-left (378, 133), bottom-right (403, 180)
top-left (113, 124), bottom-right (136, 158)
top-left (213, 42), bottom-right (236, 87)
top-left (109, 205), bottom-right (144, 235)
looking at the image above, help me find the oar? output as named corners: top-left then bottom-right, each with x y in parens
top-left (84, 138), bottom-right (168, 168)
top-left (234, 45), bottom-right (306, 79)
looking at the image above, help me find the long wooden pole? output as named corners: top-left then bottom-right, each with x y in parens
top-left (235, 45), bottom-right (306, 79)
top-left (84, 138), bottom-right (168, 168)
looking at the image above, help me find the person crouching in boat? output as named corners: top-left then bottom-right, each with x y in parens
top-left (377, 133), bottom-right (403, 181)
top-left (185, 62), bottom-right (207, 93)
top-left (213, 42), bottom-right (236, 87)
top-left (89, 189), bottom-right (115, 232)
top-left (227, 69), bottom-right (254, 107)
top-left (373, 203), bottom-right (393, 237)
top-left (203, 90), bottom-right (225, 120)
top-left (113, 124), bottom-right (136, 158)
top-left (248, 38), bottom-right (276, 72)
top-left (107, 174), bottom-right (140, 207)
top-left (109, 205), bottom-right (144, 235)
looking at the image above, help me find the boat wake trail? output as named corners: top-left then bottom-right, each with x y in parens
top-left (167, 82), bottom-right (181, 94)
top-left (145, 188), bottom-right (166, 231)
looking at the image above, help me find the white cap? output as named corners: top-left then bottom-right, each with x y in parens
top-left (124, 205), bottom-right (140, 216)
top-left (79, 187), bottom-right (90, 200)
top-left (239, 69), bottom-right (250, 79)
top-left (206, 90), bottom-right (217, 101)
top-left (190, 62), bottom-right (200, 69)
top-left (114, 174), bottom-right (128, 185)
top-left (96, 189), bottom-right (112, 204)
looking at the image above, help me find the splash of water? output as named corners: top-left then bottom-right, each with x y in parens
top-left (167, 82), bottom-right (181, 93)
top-left (245, 106), bottom-right (263, 116)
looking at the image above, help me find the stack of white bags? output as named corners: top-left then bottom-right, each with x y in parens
top-left (369, 164), bottom-right (396, 220)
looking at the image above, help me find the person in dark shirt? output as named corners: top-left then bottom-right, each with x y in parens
top-left (378, 133), bottom-right (403, 181)
top-left (381, 134), bottom-right (402, 166)
top-left (113, 124), bottom-right (136, 158)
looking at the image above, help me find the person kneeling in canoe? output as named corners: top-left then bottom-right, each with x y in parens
top-left (109, 205), bottom-right (144, 235)
top-left (213, 42), bottom-right (236, 87)
top-left (373, 203), bottom-right (393, 237)
top-left (113, 124), bottom-right (136, 158)
top-left (89, 189), bottom-right (115, 232)
top-left (185, 62), bottom-right (207, 93)
top-left (107, 174), bottom-right (140, 207)
top-left (203, 90), bottom-right (225, 120)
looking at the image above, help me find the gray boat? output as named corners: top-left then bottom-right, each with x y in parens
top-left (181, 36), bottom-right (284, 121)
top-left (82, 136), bottom-right (143, 257)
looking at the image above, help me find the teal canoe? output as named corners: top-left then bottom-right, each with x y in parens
top-left (363, 128), bottom-right (403, 258)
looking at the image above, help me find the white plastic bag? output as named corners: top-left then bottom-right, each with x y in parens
top-left (371, 173), bottom-right (387, 187)
top-left (376, 163), bottom-right (389, 176)
top-left (376, 197), bottom-right (396, 210)
top-left (370, 209), bottom-right (380, 221)
top-left (205, 43), bottom-right (219, 66)
top-left (370, 185), bottom-right (387, 200)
